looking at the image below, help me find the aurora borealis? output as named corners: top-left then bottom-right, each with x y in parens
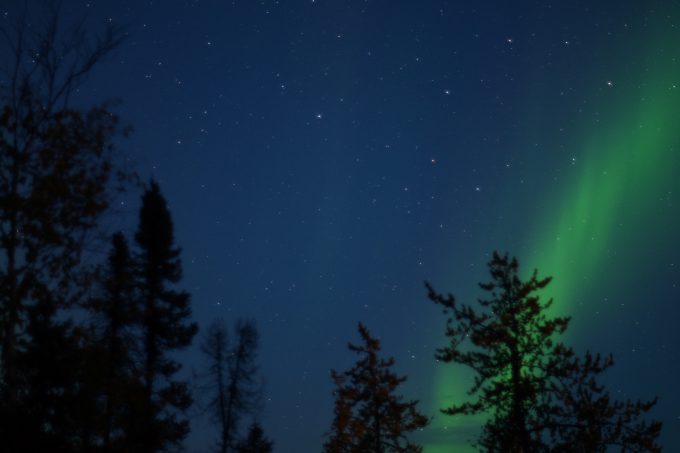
top-left (428, 11), bottom-right (680, 449)
top-left (8, 1), bottom-right (678, 451)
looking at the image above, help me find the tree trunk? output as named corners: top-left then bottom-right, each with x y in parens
top-left (2, 155), bottom-right (21, 404)
top-left (510, 315), bottom-right (531, 452)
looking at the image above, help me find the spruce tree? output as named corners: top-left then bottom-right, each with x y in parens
top-left (324, 323), bottom-right (429, 453)
top-left (135, 181), bottom-right (198, 451)
top-left (234, 422), bottom-right (274, 453)
top-left (88, 232), bottom-right (140, 451)
top-left (426, 251), bottom-right (661, 452)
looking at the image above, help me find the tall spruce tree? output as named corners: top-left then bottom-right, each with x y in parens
top-left (324, 323), bottom-right (430, 453)
top-left (88, 232), bottom-right (140, 451)
top-left (135, 181), bottom-right (198, 451)
top-left (426, 251), bottom-right (661, 452)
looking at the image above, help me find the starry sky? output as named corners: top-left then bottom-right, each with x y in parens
top-left (5, 1), bottom-right (680, 451)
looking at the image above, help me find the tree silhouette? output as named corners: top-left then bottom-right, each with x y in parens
top-left (201, 318), bottom-right (261, 453)
top-left (426, 251), bottom-right (661, 452)
top-left (100, 233), bottom-right (136, 450)
top-left (0, 5), bottom-right (126, 450)
top-left (135, 181), bottom-right (198, 451)
top-left (0, 4), bottom-right (125, 400)
top-left (84, 232), bottom-right (143, 451)
top-left (234, 421), bottom-right (274, 453)
top-left (15, 293), bottom-right (86, 452)
top-left (201, 319), bottom-right (231, 453)
top-left (324, 323), bottom-right (429, 453)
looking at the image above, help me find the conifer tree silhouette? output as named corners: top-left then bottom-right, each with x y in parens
top-left (324, 323), bottom-right (429, 453)
top-left (234, 421), bottom-right (274, 453)
top-left (86, 232), bottom-right (142, 451)
top-left (426, 251), bottom-right (661, 452)
top-left (135, 181), bottom-right (198, 451)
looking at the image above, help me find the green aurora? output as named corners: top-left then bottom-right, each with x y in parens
top-left (423, 13), bottom-right (680, 452)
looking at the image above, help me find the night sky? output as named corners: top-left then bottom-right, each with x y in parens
top-left (6, 1), bottom-right (680, 451)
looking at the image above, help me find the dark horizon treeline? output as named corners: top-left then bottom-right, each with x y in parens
top-left (0, 6), bottom-right (664, 453)
top-left (0, 7), bottom-right (272, 452)
top-left (3, 178), bottom-right (201, 451)
top-left (321, 253), bottom-right (663, 453)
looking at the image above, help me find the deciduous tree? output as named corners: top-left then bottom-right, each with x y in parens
top-left (0, 1), bottom-right (125, 402)
top-left (202, 318), bottom-right (261, 453)
top-left (0, 5), bottom-right (126, 450)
